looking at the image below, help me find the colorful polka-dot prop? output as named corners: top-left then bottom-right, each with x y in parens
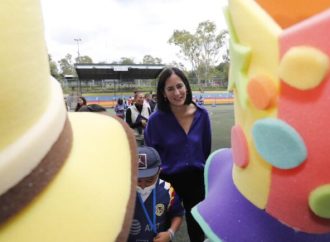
top-left (224, 9), bottom-right (252, 92)
top-left (224, 9), bottom-right (251, 109)
top-left (248, 75), bottom-right (277, 110)
top-left (252, 118), bottom-right (307, 169)
top-left (309, 184), bottom-right (330, 219)
top-left (279, 46), bottom-right (329, 90)
top-left (193, 0), bottom-right (330, 240)
top-left (230, 42), bottom-right (251, 108)
top-left (231, 125), bottom-right (249, 168)
top-left (256, 0), bottom-right (330, 28)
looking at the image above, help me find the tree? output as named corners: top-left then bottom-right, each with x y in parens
top-left (142, 55), bottom-right (162, 64)
top-left (75, 55), bottom-right (93, 64)
top-left (48, 54), bottom-right (60, 79)
top-left (222, 47), bottom-right (230, 64)
top-left (195, 21), bottom-right (228, 82)
top-left (58, 54), bottom-right (76, 77)
top-left (119, 57), bottom-right (135, 64)
top-left (167, 61), bottom-right (186, 71)
top-left (215, 62), bottom-right (230, 87)
top-left (169, 20), bottom-right (228, 84)
top-left (169, 30), bottom-right (200, 80)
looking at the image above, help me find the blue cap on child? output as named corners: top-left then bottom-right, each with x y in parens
top-left (137, 146), bottom-right (161, 178)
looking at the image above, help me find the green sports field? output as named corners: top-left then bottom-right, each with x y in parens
top-left (207, 104), bottom-right (235, 152)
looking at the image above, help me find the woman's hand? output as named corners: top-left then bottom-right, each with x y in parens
top-left (153, 231), bottom-right (171, 242)
top-left (141, 119), bottom-right (147, 128)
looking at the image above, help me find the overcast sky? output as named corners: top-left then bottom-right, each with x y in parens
top-left (41, 0), bottom-right (228, 68)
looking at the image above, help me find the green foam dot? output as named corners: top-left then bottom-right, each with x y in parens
top-left (309, 184), bottom-right (330, 219)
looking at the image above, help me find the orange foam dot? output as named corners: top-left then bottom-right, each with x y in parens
top-left (255, 0), bottom-right (330, 29)
top-left (248, 75), bottom-right (277, 110)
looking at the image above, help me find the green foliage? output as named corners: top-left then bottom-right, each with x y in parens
top-left (168, 20), bottom-right (229, 84)
top-left (169, 30), bottom-right (199, 71)
top-left (58, 54), bottom-right (76, 77)
top-left (53, 54), bottom-right (94, 80)
top-left (75, 55), bottom-right (93, 64)
top-left (119, 57), bottom-right (135, 64)
top-left (167, 61), bottom-right (186, 70)
top-left (215, 62), bottom-right (230, 87)
top-left (142, 55), bottom-right (162, 64)
top-left (48, 54), bottom-right (60, 79)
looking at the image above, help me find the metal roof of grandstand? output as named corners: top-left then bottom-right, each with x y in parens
top-left (74, 63), bottom-right (165, 80)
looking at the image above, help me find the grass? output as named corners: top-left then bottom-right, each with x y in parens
top-left (208, 104), bottom-right (235, 152)
top-left (109, 104), bottom-right (235, 241)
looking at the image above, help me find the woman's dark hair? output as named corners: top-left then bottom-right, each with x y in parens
top-left (78, 104), bottom-right (106, 112)
top-left (75, 96), bottom-right (87, 111)
top-left (156, 67), bottom-right (192, 112)
top-left (80, 96), bottom-right (87, 105)
top-left (117, 98), bottom-right (123, 105)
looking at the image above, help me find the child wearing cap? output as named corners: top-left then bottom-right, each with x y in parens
top-left (128, 146), bottom-right (184, 242)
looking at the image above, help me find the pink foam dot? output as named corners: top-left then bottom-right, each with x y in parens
top-left (231, 125), bottom-right (249, 168)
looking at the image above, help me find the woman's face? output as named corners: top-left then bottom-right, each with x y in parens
top-left (78, 98), bottom-right (84, 105)
top-left (163, 73), bottom-right (187, 107)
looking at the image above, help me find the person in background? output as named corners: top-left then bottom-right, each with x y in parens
top-left (75, 96), bottom-right (87, 112)
top-left (123, 98), bottom-right (128, 107)
top-left (114, 98), bottom-right (127, 119)
top-left (144, 93), bottom-right (152, 112)
top-left (127, 146), bottom-right (184, 242)
top-left (126, 91), bottom-right (151, 146)
top-left (127, 96), bottom-right (133, 106)
top-left (151, 94), bottom-right (158, 112)
top-left (197, 95), bottom-right (204, 106)
top-left (146, 93), bottom-right (157, 113)
top-left (144, 67), bottom-right (211, 242)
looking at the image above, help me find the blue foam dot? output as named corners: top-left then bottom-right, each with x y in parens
top-left (252, 118), bottom-right (307, 169)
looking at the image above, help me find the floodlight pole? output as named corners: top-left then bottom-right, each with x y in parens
top-left (74, 38), bottom-right (82, 63)
top-left (74, 38), bottom-right (82, 95)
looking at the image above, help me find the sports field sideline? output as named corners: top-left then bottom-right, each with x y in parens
top-left (86, 92), bottom-right (234, 108)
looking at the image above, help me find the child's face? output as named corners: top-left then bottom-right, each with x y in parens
top-left (138, 173), bottom-right (158, 189)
